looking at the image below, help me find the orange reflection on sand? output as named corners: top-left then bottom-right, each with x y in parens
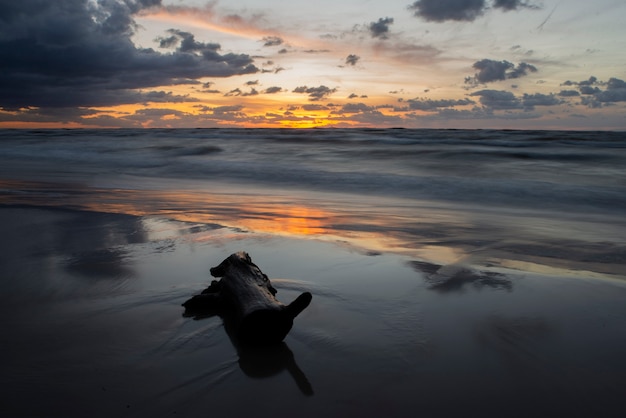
top-left (141, 191), bottom-right (331, 237)
top-left (0, 180), bottom-right (469, 262)
top-left (242, 205), bottom-right (328, 236)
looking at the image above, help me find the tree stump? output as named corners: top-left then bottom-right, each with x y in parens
top-left (182, 252), bottom-right (312, 345)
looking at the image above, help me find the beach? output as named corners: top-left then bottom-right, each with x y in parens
top-left (1, 128), bottom-right (626, 417)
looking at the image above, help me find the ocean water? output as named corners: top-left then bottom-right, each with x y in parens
top-left (1, 128), bottom-right (626, 417)
top-left (1, 128), bottom-right (625, 274)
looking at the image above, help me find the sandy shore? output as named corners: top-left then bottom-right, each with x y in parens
top-left (1, 205), bottom-right (625, 418)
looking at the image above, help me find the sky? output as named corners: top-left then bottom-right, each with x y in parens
top-left (1, 0), bottom-right (625, 129)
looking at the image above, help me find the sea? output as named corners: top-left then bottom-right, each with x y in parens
top-left (1, 128), bottom-right (626, 417)
top-left (1, 128), bottom-right (625, 274)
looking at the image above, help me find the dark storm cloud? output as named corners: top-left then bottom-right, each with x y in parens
top-left (409, 0), bottom-right (540, 22)
top-left (345, 54), bottom-right (361, 66)
top-left (465, 59), bottom-right (537, 85)
top-left (469, 89), bottom-right (523, 109)
top-left (293, 85), bottom-right (337, 101)
top-left (369, 17), bottom-right (394, 39)
top-left (0, 0), bottom-right (258, 109)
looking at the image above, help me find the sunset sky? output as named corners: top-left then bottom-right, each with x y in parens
top-left (1, 0), bottom-right (625, 129)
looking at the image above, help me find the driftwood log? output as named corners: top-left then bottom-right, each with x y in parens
top-left (182, 252), bottom-right (312, 345)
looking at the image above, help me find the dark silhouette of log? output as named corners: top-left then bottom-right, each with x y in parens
top-left (183, 251), bottom-right (312, 346)
top-left (238, 343), bottom-right (314, 396)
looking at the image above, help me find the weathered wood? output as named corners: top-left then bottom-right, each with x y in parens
top-left (182, 252), bottom-right (312, 345)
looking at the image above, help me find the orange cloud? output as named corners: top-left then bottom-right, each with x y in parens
top-left (138, 4), bottom-right (335, 52)
top-left (140, 5), bottom-right (281, 40)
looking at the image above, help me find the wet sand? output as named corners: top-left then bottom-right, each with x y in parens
top-left (1, 205), bottom-right (626, 418)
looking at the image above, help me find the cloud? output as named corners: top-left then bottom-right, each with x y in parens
top-left (406, 98), bottom-right (475, 111)
top-left (261, 64), bottom-right (286, 74)
top-left (573, 77), bottom-right (626, 108)
top-left (507, 62), bottom-right (538, 79)
top-left (141, 90), bottom-right (198, 103)
top-left (224, 87), bottom-right (259, 97)
top-left (470, 89), bottom-right (523, 109)
top-left (409, 0), bottom-right (487, 22)
top-left (0, 106), bottom-right (99, 125)
top-left (466, 60), bottom-right (512, 83)
top-left (333, 103), bottom-right (376, 114)
top-left (302, 104), bottom-right (329, 111)
top-left (521, 93), bottom-right (562, 109)
top-left (263, 86), bottom-right (283, 94)
top-left (493, 0), bottom-right (539, 11)
top-left (409, 0), bottom-right (540, 22)
top-left (372, 41), bottom-right (441, 65)
top-left (579, 86), bottom-right (601, 95)
top-left (261, 36), bottom-right (284, 47)
top-left (149, 3), bottom-right (280, 40)
top-left (598, 78), bottom-right (626, 102)
top-left (465, 59), bottom-right (537, 85)
top-left (224, 88), bottom-right (243, 97)
top-left (242, 88), bottom-right (259, 97)
top-left (369, 17), bottom-right (394, 39)
top-left (293, 85), bottom-right (337, 101)
top-left (130, 108), bottom-right (187, 118)
top-left (347, 110), bottom-right (405, 126)
top-left (345, 54), bottom-right (361, 66)
top-left (211, 105), bottom-right (244, 115)
top-left (303, 49), bottom-right (331, 54)
top-left (563, 76), bottom-right (599, 87)
top-left (0, 0), bottom-right (258, 109)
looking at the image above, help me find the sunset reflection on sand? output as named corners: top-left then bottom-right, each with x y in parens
top-left (2, 178), bottom-right (625, 279)
top-left (0, 179), bottom-right (468, 262)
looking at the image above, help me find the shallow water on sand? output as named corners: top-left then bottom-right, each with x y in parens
top-left (1, 207), bottom-right (625, 418)
top-left (1, 128), bottom-right (626, 417)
